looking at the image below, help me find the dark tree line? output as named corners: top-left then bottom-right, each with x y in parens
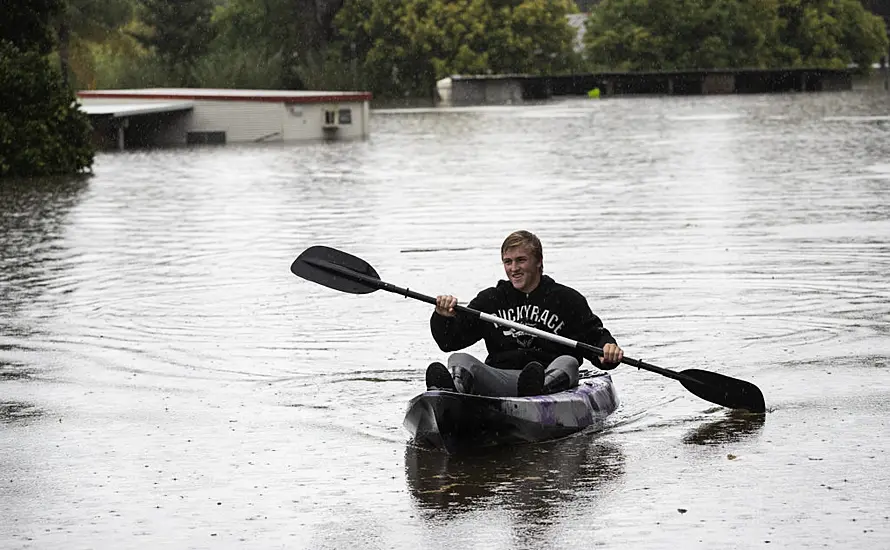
top-left (81, 0), bottom-right (889, 95)
top-left (584, 0), bottom-right (888, 72)
top-left (1, 1), bottom-right (93, 179)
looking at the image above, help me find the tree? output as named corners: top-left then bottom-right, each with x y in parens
top-left (575, 0), bottom-right (602, 11)
top-left (584, 0), bottom-right (784, 71)
top-left (1, 0), bottom-right (93, 178)
top-left (0, 41), bottom-right (93, 178)
top-left (210, 0), bottom-right (346, 88)
top-left (583, 0), bottom-right (888, 71)
top-left (54, 0), bottom-right (134, 87)
top-left (0, 0), bottom-right (65, 54)
top-left (777, 0), bottom-right (888, 68)
top-left (334, 0), bottom-right (579, 98)
top-left (130, 0), bottom-right (215, 80)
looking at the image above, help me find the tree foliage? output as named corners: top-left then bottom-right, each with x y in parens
top-left (334, 0), bottom-right (579, 98)
top-left (0, 41), bottom-right (93, 178)
top-left (3, 0), bottom-right (881, 122)
top-left (0, 0), bottom-right (65, 54)
top-left (583, 0), bottom-right (888, 71)
top-left (211, 0), bottom-right (345, 88)
top-left (130, 0), bottom-right (216, 72)
top-left (1, 0), bottom-right (94, 178)
top-left (211, 0), bottom-right (302, 88)
top-left (777, 0), bottom-right (889, 68)
top-left (55, 0), bottom-right (135, 87)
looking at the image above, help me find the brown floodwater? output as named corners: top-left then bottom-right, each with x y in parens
top-left (1, 91), bottom-right (889, 549)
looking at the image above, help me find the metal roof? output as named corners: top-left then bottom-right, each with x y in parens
top-left (77, 88), bottom-right (373, 103)
top-left (78, 101), bottom-right (195, 117)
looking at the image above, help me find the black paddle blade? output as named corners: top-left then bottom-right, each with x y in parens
top-left (679, 369), bottom-right (766, 413)
top-left (291, 246), bottom-right (381, 294)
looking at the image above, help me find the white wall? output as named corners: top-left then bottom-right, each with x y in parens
top-left (191, 100), bottom-right (369, 143)
top-left (281, 102), bottom-right (368, 141)
top-left (190, 101), bottom-right (284, 142)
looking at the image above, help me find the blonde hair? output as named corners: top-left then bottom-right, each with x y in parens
top-left (501, 230), bottom-right (543, 262)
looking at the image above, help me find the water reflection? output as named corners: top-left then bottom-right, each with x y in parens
top-left (0, 177), bottom-right (89, 268)
top-left (682, 411), bottom-right (766, 446)
top-left (405, 433), bottom-right (625, 521)
top-left (0, 359), bottom-right (32, 381)
top-left (0, 402), bottom-right (42, 425)
top-left (0, 176), bottom-right (89, 355)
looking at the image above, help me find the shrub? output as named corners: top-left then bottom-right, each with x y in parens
top-left (0, 40), bottom-right (94, 178)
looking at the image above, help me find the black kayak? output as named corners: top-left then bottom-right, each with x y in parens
top-left (403, 372), bottom-right (619, 453)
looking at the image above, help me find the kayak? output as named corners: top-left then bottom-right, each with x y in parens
top-left (403, 372), bottom-right (619, 453)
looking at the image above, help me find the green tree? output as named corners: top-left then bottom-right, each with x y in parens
top-left (211, 0), bottom-right (346, 88)
top-left (334, 0), bottom-right (579, 98)
top-left (576, 0), bottom-right (602, 10)
top-left (584, 0), bottom-right (784, 71)
top-left (1, 0), bottom-right (93, 178)
top-left (777, 0), bottom-right (888, 68)
top-left (0, 41), bottom-right (93, 178)
top-left (583, 0), bottom-right (887, 71)
top-left (55, 0), bottom-right (134, 87)
top-left (0, 0), bottom-right (65, 54)
top-left (130, 0), bottom-right (215, 82)
top-left (211, 0), bottom-right (296, 87)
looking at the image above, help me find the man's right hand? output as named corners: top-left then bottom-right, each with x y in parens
top-left (435, 295), bottom-right (458, 317)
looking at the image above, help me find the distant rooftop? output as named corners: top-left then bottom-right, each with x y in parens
top-left (77, 88), bottom-right (372, 103)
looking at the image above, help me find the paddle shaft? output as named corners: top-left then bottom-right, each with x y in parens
top-left (307, 257), bottom-right (692, 383)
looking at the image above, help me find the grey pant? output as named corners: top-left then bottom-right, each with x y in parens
top-left (447, 352), bottom-right (580, 397)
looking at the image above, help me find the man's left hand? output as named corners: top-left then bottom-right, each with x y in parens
top-left (599, 343), bottom-right (624, 366)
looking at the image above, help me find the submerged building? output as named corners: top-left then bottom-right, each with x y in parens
top-left (77, 88), bottom-right (372, 150)
top-left (436, 68), bottom-right (854, 105)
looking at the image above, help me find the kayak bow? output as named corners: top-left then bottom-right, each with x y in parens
top-left (404, 372), bottom-right (619, 453)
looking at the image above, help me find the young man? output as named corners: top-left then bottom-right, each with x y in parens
top-left (426, 230), bottom-right (624, 397)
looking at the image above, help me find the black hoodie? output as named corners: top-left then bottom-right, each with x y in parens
top-left (430, 275), bottom-right (617, 369)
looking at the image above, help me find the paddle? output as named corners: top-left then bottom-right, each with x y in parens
top-left (291, 245), bottom-right (767, 413)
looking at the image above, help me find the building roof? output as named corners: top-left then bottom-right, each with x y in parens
top-left (77, 88), bottom-right (372, 104)
top-left (78, 100), bottom-right (195, 117)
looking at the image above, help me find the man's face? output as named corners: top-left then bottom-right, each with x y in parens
top-left (502, 244), bottom-right (542, 293)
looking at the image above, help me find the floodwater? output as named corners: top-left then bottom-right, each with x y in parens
top-left (1, 90), bottom-right (889, 549)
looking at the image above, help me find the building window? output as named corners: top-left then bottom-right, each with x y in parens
top-left (187, 131), bottom-right (226, 145)
top-left (338, 109), bottom-right (352, 125)
top-left (324, 110), bottom-right (336, 125)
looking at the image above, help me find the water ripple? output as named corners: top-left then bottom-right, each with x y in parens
top-left (1, 91), bottom-right (888, 414)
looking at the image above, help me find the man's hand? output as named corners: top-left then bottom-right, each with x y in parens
top-left (599, 343), bottom-right (624, 366)
top-left (435, 295), bottom-right (458, 317)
